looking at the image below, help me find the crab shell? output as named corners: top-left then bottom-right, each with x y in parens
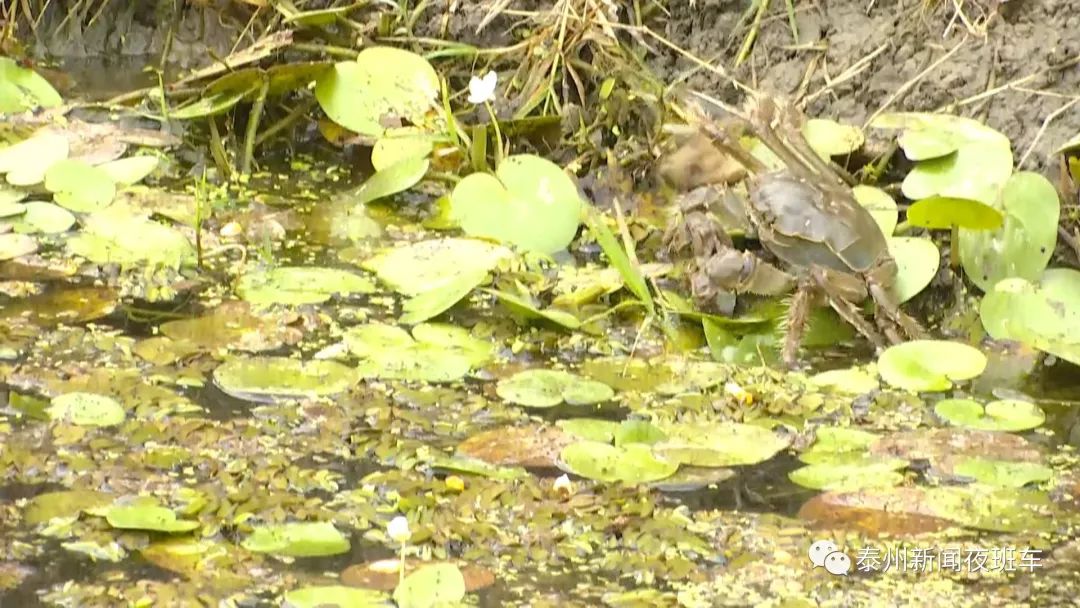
top-left (747, 172), bottom-right (894, 283)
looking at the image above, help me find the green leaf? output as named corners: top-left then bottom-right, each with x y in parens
top-left (486, 288), bottom-right (581, 329)
top-left (242, 522), bottom-right (351, 557)
top-left (213, 357), bottom-right (357, 403)
top-left (980, 271), bottom-right (1080, 366)
top-left (934, 398), bottom-right (1045, 432)
top-left (284, 586), bottom-right (389, 608)
top-left (951, 457), bottom-right (1053, 488)
top-left (346, 322), bottom-right (492, 383)
top-left (10, 201), bottom-right (75, 234)
top-left (559, 441), bottom-right (678, 483)
top-left (0, 232), bottom-right (37, 260)
top-left (105, 505), bottom-right (199, 533)
top-left (852, 185), bottom-right (898, 236)
top-left (802, 118), bottom-right (863, 158)
top-left (583, 206), bottom-right (654, 314)
top-left (886, 236), bottom-right (940, 304)
top-left (47, 392), bottom-right (125, 427)
top-left (789, 460), bottom-right (906, 491)
top-left (653, 421), bottom-right (790, 467)
top-left (45, 159), bottom-right (117, 212)
top-left (372, 130), bottom-right (434, 171)
top-left (877, 340), bottom-right (986, 392)
top-left (400, 266), bottom-right (488, 325)
top-left (0, 57), bottom-right (63, 113)
top-left (393, 563), bottom-right (467, 608)
top-left (496, 369), bottom-right (614, 408)
top-left (362, 238), bottom-right (513, 296)
top-left (315, 47), bottom-right (440, 138)
top-left (236, 266), bottom-right (375, 306)
top-left (0, 130), bottom-right (69, 186)
top-left (906, 196), bottom-right (1003, 230)
top-left (98, 156), bottom-right (159, 186)
top-left (352, 156), bottom-right (430, 206)
top-left (451, 154), bottom-right (582, 255)
top-left (66, 209), bottom-right (195, 268)
top-left (809, 367), bottom-right (880, 394)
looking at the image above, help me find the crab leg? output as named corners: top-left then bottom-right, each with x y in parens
top-left (809, 267), bottom-right (890, 352)
top-left (781, 280), bottom-right (814, 369)
top-left (867, 280), bottom-right (927, 341)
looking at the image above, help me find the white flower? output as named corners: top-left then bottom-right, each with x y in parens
top-left (387, 516), bottom-right (411, 544)
top-left (467, 70), bottom-right (498, 105)
top-left (724, 381), bottom-right (753, 405)
top-left (553, 474), bottom-right (573, 497)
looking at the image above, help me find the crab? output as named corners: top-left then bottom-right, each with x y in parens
top-left (662, 94), bottom-right (925, 367)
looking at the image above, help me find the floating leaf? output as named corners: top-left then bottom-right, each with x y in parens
top-left (98, 156), bottom-right (159, 186)
top-left (0, 233), bottom-right (36, 260)
top-left (809, 367), bottom-right (879, 394)
top-left (457, 424), bottom-right (574, 468)
top-left (906, 196), bottom-right (1003, 230)
top-left (213, 357), bottom-right (357, 403)
top-left (393, 563), bottom-right (467, 608)
top-left (877, 340), bottom-right (986, 392)
top-left (242, 522), bottom-right (351, 557)
top-left (852, 185), bottom-right (898, 236)
top-left (372, 130), bottom-right (434, 171)
top-left (346, 323), bottom-right (491, 383)
top-left (582, 356), bottom-right (727, 395)
top-left (980, 271), bottom-right (1080, 366)
top-left (789, 460), bottom-right (906, 491)
top-left (67, 209), bottom-right (194, 268)
top-left (24, 490), bottom-right (112, 525)
top-left (236, 266), bottom-right (375, 305)
top-left (559, 441), bottom-right (678, 483)
top-left (351, 156), bottom-right (430, 206)
top-left (653, 422), bottom-right (790, 467)
top-left (960, 172), bottom-right (1060, 293)
top-left (934, 398), bottom-right (1045, 432)
top-left (315, 47), bottom-right (440, 138)
top-left (0, 130), bottom-right (69, 186)
top-left (399, 267), bottom-right (488, 324)
top-left (343, 559), bottom-right (495, 593)
top-left (486, 288), bottom-right (581, 329)
top-left (951, 457), bottom-right (1053, 488)
top-left (46, 392), bottom-right (125, 427)
top-left (0, 57), bottom-right (63, 113)
top-left (557, 418), bottom-right (620, 443)
top-left (362, 238), bottom-right (512, 296)
top-left (496, 369), bottom-right (614, 408)
top-left (10, 201), bottom-right (75, 234)
top-left (105, 505), bottom-right (199, 533)
top-left (803, 118), bottom-right (863, 158)
top-left (44, 159), bottom-right (117, 212)
top-left (886, 236), bottom-right (940, 304)
top-left (451, 154), bottom-right (582, 255)
top-left (283, 586), bottom-right (389, 608)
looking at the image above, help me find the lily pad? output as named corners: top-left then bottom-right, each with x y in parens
top-left (653, 422), bottom-right (790, 467)
top-left (242, 522), bottom-right (351, 557)
top-left (803, 118), bottom-right (863, 158)
top-left (315, 47), bottom-right (440, 138)
top-left (350, 156), bottom-right (430, 206)
top-left (496, 369), bottom-right (614, 408)
top-left (0, 233), bottom-right (37, 260)
top-left (486, 288), bottom-right (581, 329)
top-left (46, 392), bottom-right (126, 427)
top-left (559, 441), bottom-right (678, 483)
top-left (10, 201), bottom-right (76, 234)
top-left (104, 505), bottom-right (199, 533)
top-left (0, 57), bottom-right (63, 113)
top-left (283, 586), bottom-right (389, 608)
top-left (213, 357), bottom-right (357, 403)
top-left (886, 236), bottom-right (940, 304)
top-left (980, 271), bottom-right (1080, 365)
top-left (852, 185), bottom-right (898, 237)
top-left (951, 457), bottom-right (1053, 487)
top-left (906, 196), bottom-right (1003, 230)
top-left (44, 159), bottom-right (117, 212)
top-left (934, 398), bottom-right (1045, 432)
top-left (362, 237), bottom-right (512, 296)
top-left (24, 490), bottom-right (113, 525)
top-left (960, 171), bottom-right (1060, 293)
top-left (67, 209), bottom-right (194, 268)
top-left (97, 156), bottom-right (159, 186)
top-left (809, 367), bottom-right (879, 394)
top-left (877, 340), bottom-right (987, 392)
top-left (236, 266), bottom-right (375, 306)
top-left (393, 563), bottom-right (467, 608)
top-left (581, 357), bottom-right (727, 395)
top-left (557, 418), bottom-right (620, 443)
top-left (372, 131), bottom-right (434, 171)
top-left (451, 154), bottom-right (582, 255)
top-left (346, 323), bottom-right (492, 383)
top-left (789, 460), bottom-right (906, 491)
top-left (0, 130), bottom-right (69, 186)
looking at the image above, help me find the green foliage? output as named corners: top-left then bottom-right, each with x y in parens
top-left (877, 340), bottom-right (986, 392)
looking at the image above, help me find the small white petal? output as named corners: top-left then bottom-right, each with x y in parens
top-left (553, 474), bottom-right (572, 492)
top-left (387, 516), bottom-right (411, 543)
top-left (467, 70), bottom-right (498, 105)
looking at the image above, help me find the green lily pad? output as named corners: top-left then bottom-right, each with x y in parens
top-left (0, 130), bottom-right (68, 186)
top-left (809, 367), bottom-right (879, 394)
top-left (486, 288), bottom-right (581, 329)
top-left (496, 369), bottom-right (614, 408)
top-left (399, 266), bottom-right (489, 324)
top-left (104, 505), bottom-right (199, 533)
top-left (98, 156), bottom-right (159, 186)
top-left (242, 522), bottom-right (351, 557)
top-left (559, 441), bottom-right (678, 483)
top-left (0, 57), bottom-right (63, 113)
top-left (613, 420), bottom-right (667, 447)
top-left (393, 563), bottom-right (467, 608)
top-left (451, 154), bottom-right (582, 255)
top-left (581, 357), bottom-right (727, 395)
top-left (351, 156), bottom-right (430, 206)
top-left (24, 490), bottom-right (113, 525)
top-left (212, 357), bottom-right (357, 403)
top-left (362, 237), bottom-right (513, 296)
top-left (67, 209), bottom-right (195, 268)
top-left (886, 236), bottom-right (940, 304)
top-left (372, 131), bottom-right (434, 171)
top-left (803, 118), bottom-right (864, 158)
top-left (653, 422), bottom-right (791, 467)
top-left (980, 271), bottom-right (1080, 365)
top-left (951, 457), bottom-right (1053, 487)
top-left (789, 459), bottom-right (906, 491)
top-left (934, 398), bottom-right (1045, 432)
top-left (315, 47), bottom-right (440, 138)
top-left (236, 266), bottom-right (375, 305)
top-left (878, 340), bottom-right (986, 392)
top-left (906, 196), bottom-right (1003, 230)
top-left (44, 159), bottom-right (117, 212)
top-left (0, 233), bottom-right (37, 260)
top-left (960, 171), bottom-right (1060, 293)
top-left (346, 323), bottom-right (491, 383)
top-left (46, 392), bottom-right (126, 427)
top-left (11, 201), bottom-right (75, 234)
top-left (0, 186), bottom-right (27, 208)
top-left (556, 418), bottom-right (620, 443)
top-left (852, 185), bottom-right (898, 236)
top-left (799, 427), bottom-right (882, 465)
top-left (284, 585), bottom-right (389, 608)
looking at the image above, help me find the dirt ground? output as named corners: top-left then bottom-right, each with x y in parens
top-left (653, 0), bottom-right (1080, 176)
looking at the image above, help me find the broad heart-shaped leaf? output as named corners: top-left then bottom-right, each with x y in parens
top-left (802, 118), bottom-right (864, 158)
top-left (350, 156), bottom-right (430, 206)
top-left (283, 585), bottom-right (389, 608)
top-left (877, 340), bottom-right (987, 392)
top-left (496, 369), bottom-right (614, 408)
top-left (47, 392), bottom-right (125, 427)
top-left (583, 206), bottom-right (654, 314)
top-left (886, 236), bottom-right (940, 304)
top-left (346, 322), bottom-right (493, 383)
top-left (558, 441), bottom-right (678, 483)
top-left (393, 563), bottom-right (467, 608)
top-left (315, 47), bottom-right (439, 138)
top-left (236, 266), bottom-right (375, 306)
top-left (0, 130), bottom-right (69, 186)
top-left (0, 57), bottom-right (63, 113)
top-left (362, 238), bottom-right (513, 296)
top-left (951, 457), bottom-right (1054, 488)
top-left (45, 159), bottom-right (117, 212)
top-left (653, 422), bottom-right (791, 467)
top-left (906, 196), bottom-right (1003, 230)
top-left (979, 272), bottom-right (1080, 366)
top-left (67, 209), bottom-right (194, 268)
top-left (213, 357), bottom-right (357, 403)
top-left (0, 233), bottom-right (37, 260)
top-left (871, 112), bottom-right (1013, 161)
top-left (934, 398), bottom-right (1045, 432)
top-left (241, 522), bottom-right (350, 557)
top-left (960, 171), bottom-right (1060, 293)
top-left (98, 156), bottom-right (159, 186)
top-left (11, 201), bottom-right (75, 234)
top-left (789, 460), bottom-right (906, 491)
top-left (371, 129), bottom-right (434, 171)
top-left (486, 288), bottom-right (581, 329)
top-left (400, 266), bottom-right (488, 325)
top-left (451, 155), bottom-right (583, 255)
top-left (852, 185), bottom-right (898, 236)
top-left (104, 505), bottom-right (198, 533)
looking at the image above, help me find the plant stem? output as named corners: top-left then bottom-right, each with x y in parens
top-left (483, 101), bottom-right (504, 167)
top-left (241, 75), bottom-right (270, 175)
